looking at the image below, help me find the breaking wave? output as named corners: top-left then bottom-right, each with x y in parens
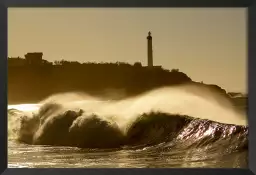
top-left (8, 85), bottom-right (248, 153)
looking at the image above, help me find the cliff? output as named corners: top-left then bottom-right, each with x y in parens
top-left (8, 61), bottom-right (230, 104)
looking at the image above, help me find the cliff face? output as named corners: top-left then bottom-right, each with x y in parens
top-left (191, 82), bottom-right (228, 96)
top-left (8, 64), bottom-right (193, 104)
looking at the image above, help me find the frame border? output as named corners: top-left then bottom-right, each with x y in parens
top-left (248, 2), bottom-right (256, 173)
top-left (3, 0), bottom-right (253, 7)
top-left (0, 1), bottom-right (7, 174)
top-left (1, 0), bottom-right (255, 174)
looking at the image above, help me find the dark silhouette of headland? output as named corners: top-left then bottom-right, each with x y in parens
top-left (8, 32), bottom-right (236, 104)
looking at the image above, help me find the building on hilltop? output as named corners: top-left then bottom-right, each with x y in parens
top-left (8, 52), bottom-right (52, 67)
top-left (25, 52), bottom-right (43, 65)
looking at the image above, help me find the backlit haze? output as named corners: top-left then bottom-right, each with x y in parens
top-left (8, 8), bottom-right (247, 93)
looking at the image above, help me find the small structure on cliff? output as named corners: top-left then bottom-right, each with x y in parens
top-left (25, 52), bottom-right (43, 65)
top-left (8, 52), bottom-right (52, 67)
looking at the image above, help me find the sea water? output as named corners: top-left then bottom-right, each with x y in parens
top-left (8, 85), bottom-right (248, 168)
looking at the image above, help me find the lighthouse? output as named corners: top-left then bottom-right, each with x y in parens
top-left (147, 31), bottom-right (153, 67)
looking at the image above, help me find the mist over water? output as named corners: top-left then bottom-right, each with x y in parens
top-left (8, 84), bottom-right (248, 168)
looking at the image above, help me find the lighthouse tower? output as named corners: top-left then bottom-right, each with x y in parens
top-left (147, 31), bottom-right (153, 67)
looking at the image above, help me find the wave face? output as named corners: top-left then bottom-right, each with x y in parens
top-left (8, 85), bottom-right (248, 153)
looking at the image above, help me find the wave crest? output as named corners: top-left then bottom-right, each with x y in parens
top-left (8, 105), bottom-right (248, 152)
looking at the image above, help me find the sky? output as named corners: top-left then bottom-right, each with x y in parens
top-left (8, 8), bottom-right (247, 93)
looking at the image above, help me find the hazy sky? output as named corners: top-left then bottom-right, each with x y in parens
top-left (8, 8), bottom-right (247, 93)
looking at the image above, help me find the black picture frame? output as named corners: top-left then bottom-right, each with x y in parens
top-left (1, 0), bottom-right (255, 174)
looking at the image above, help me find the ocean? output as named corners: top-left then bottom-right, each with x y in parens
top-left (7, 86), bottom-right (248, 168)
